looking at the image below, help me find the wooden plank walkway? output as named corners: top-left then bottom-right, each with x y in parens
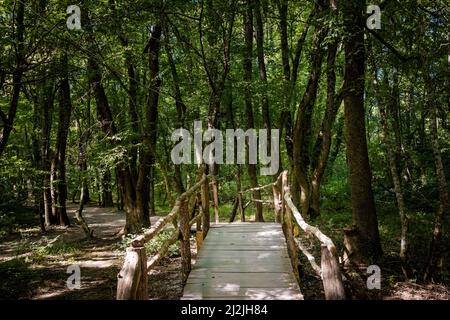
top-left (182, 223), bottom-right (304, 300)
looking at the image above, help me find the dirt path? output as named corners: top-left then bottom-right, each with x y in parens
top-left (0, 205), bottom-right (185, 300)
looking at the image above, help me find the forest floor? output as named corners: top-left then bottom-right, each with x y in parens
top-left (0, 204), bottom-right (188, 300)
top-left (0, 204), bottom-right (449, 300)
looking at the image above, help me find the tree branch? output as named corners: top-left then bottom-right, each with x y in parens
top-left (366, 27), bottom-right (419, 62)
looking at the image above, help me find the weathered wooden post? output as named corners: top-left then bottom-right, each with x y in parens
top-left (281, 171), bottom-right (299, 280)
top-left (321, 245), bottom-right (346, 300)
top-left (238, 192), bottom-right (245, 222)
top-left (201, 174), bottom-right (210, 239)
top-left (180, 196), bottom-right (191, 283)
top-left (196, 193), bottom-right (204, 250)
top-left (279, 172), bottom-right (286, 226)
top-left (272, 184), bottom-right (282, 223)
top-left (117, 246), bottom-right (148, 300)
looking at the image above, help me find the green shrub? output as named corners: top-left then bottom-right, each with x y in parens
top-left (0, 213), bottom-right (17, 239)
top-left (145, 230), bottom-right (180, 257)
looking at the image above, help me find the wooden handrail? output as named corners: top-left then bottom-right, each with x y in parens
top-left (240, 182), bottom-right (274, 193)
top-left (117, 172), bottom-right (210, 300)
top-left (277, 170), bottom-right (346, 300)
top-left (131, 175), bottom-right (207, 247)
top-left (284, 188), bottom-right (337, 255)
top-left (145, 207), bottom-right (205, 271)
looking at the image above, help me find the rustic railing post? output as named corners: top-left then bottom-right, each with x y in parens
top-left (273, 182), bottom-right (282, 223)
top-left (117, 246), bottom-right (148, 300)
top-left (201, 174), bottom-right (210, 238)
top-left (281, 171), bottom-right (299, 280)
top-left (321, 245), bottom-right (346, 300)
top-left (238, 192), bottom-right (245, 222)
top-left (280, 173), bottom-right (286, 225)
top-left (196, 193), bottom-right (204, 250)
top-left (180, 196), bottom-right (191, 283)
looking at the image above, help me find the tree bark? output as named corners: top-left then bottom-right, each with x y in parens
top-left (310, 40), bottom-right (343, 217)
top-left (86, 37), bottom-right (140, 233)
top-left (166, 37), bottom-right (186, 194)
top-left (0, 1), bottom-right (24, 158)
top-left (423, 74), bottom-right (449, 281)
top-left (343, 0), bottom-right (382, 261)
top-left (137, 24), bottom-right (162, 227)
top-left (244, 0), bottom-right (263, 222)
top-left (101, 171), bottom-right (114, 207)
top-left (54, 54), bottom-right (72, 227)
top-left (373, 69), bottom-right (412, 278)
top-left (292, 0), bottom-right (327, 219)
top-left (38, 74), bottom-right (56, 227)
top-left (254, 0), bottom-right (271, 148)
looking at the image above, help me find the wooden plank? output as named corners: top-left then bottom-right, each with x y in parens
top-left (182, 223), bottom-right (303, 300)
top-left (199, 245), bottom-right (286, 251)
top-left (182, 286), bottom-right (303, 300)
top-left (197, 251), bottom-right (289, 260)
top-left (194, 256), bottom-right (290, 265)
top-left (186, 273), bottom-right (298, 288)
top-left (190, 265), bottom-right (291, 273)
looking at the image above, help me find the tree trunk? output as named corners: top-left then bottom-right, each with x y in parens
top-left (31, 83), bottom-right (45, 232)
top-left (39, 73), bottom-right (56, 227)
top-left (254, 0), bottom-right (271, 148)
top-left (310, 40), bottom-right (343, 217)
top-left (54, 54), bottom-right (72, 227)
top-left (343, 0), bottom-right (382, 261)
top-left (101, 171), bottom-right (114, 207)
top-left (0, 1), bottom-right (24, 158)
top-left (88, 54), bottom-right (139, 233)
top-left (50, 156), bottom-right (59, 222)
top-left (225, 79), bottom-right (244, 222)
top-left (78, 87), bottom-right (91, 205)
top-left (423, 75), bottom-right (449, 281)
top-left (76, 181), bottom-right (93, 238)
top-left (137, 24), bottom-right (162, 227)
top-left (244, 0), bottom-right (263, 222)
top-left (373, 69), bottom-right (413, 278)
top-left (166, 38), bottom-right (186, 194)
top-left (292, 1), bottom-right (327, 219)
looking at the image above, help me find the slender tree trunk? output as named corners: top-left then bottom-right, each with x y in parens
top-left (310, 40), bottom-right (342, 217)
top-left (136, 24), bottom-right (162, 226)
top-left (277, 0), bottom-right (290, 175)
top-left (76, 187), bottom-right (92, 238)
top-left (31, 86), bottom-right (45, 232)
top-left (423, 75), bottom-right (449, 281)
top-left (326, 114), bottom-right (344, 179)
top-left (378, 74), bottom-right (412, 278)
top-left (0, 1), bottom-right (24, 158)
top-left (38, 74), bottom-right (56, 227)
top-left (244, 0), bottom-right (263, 222)
top-left (166, 38), bottom-right (186, 195)
top-left (254, 0), bottom-right (271, 148)
top-left (225, 80), bottom-right (244, 222)
top-left (54, 54), bottom-right (72, 227)
top-left (50, 156), bottom-right (59, 221)
top-left (292, 1), bottom-right (327, 219)
top-left (101, 171), bottom-right (114, 207)
top-left (78, 87), bottom-right (91, 205)
top-left (343, 0), bottom-right (382, 261)
top-left (199, 0), bottom-right (236, 224)
top-left (88, 51), bottom-right (139, 233)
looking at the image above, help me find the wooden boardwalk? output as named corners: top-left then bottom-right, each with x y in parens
top-left (182, 223), bottom-right (304, 300)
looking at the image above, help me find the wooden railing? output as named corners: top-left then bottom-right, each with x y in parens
top-left (242, 170), bottom-right (346, 300)
top-left (116, 172), bottom-right (210, 300)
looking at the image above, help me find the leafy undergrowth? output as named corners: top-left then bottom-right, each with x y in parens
top-left (297, 196), bottom-right (450, 300)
